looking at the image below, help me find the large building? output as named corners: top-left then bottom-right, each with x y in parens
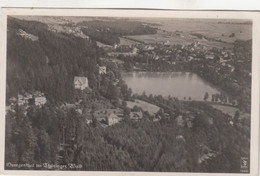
top-left (106, 113), bottom-right (122, 126)
top-left (74, 76), bottom-right (89, 90)
top-left (94, 108), bottom-right (123, 126)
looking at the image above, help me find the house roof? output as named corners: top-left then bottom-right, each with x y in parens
top-left (74, 76), bottom-right (88, 85)
top-left (130, 111), bottom-right (143, 119)
top-left (108, 113), bottom-right (118, 119)
top-left (99, 66), bottom-right (106, 74)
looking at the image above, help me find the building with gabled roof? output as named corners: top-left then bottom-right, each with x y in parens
top-left (93, 108), bottom-right (123, 126)
top-left (106, 113), bottom-right (122, 126)
top-left (35, 97), bottom-right (47, 107)
top-left (74, 76), bottom-right (89, 90)
top-left (99, 66), bottom-right (107, 75)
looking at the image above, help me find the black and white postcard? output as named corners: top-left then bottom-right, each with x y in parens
top-left (0, 9), bottom-right (259, 176)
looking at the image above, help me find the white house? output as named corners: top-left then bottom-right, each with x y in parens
top-left (93, 108), bottom-right (123, 126)
top-left (132, 47), bottom-right (138, 54)
top-left (35, 97), bottom-right (47, 106)
top-left (9, 97), bottom-right (16, 105)
top-left (99, 66), bottom-right (107, 75)
top-left (32, 91), bottom-right (46, 107)
top-left (205, 54), bottom-right (215, 60)
top-left (177, 115), bottom-right (185, 127)
top-left (15, 91), bottom-right (46, 107)
top-left (86, 114), bottom-right (93, 125)
top-left (18, 94), bottom-right (26, 106)
top-left (74, 76), bottom-right (89, 90)
top-left (106, 113), bottom-right (122, 126)
top-left (86, 118), bottom-right (92, 125)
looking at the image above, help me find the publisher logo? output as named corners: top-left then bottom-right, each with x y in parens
top-left (240, 157), bottom-right (249, 173)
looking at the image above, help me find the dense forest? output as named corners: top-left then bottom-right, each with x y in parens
top-left (5, 94), bottom-right (250, 172)
top-left (80, 19), bottom-right (157, 45)
top-left (6, 17), bottom-right (102, 103)
top-left (5, 17), bottom-right (250, 173)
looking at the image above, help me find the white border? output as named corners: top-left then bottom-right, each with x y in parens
top-left (0, 0), bottom-right (260, 10)
top-left (0, 8), bottom-right (259, 176)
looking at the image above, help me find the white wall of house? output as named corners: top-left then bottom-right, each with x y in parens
top-left (74, 77), bottom-right (89, 90)
top-left (35, 97), bottom-right (47, 106)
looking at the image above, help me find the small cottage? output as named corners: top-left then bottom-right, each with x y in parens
top-left (74, 76), bottom-right (89, 90)
top-left (35, 97), bottom-right (47, 106)
top-left (99, 66), bottom-right (107, 75)
top-left (33, 92), bottom-right (47, 107)
top-left (205, 54), bottom-right (215, 60)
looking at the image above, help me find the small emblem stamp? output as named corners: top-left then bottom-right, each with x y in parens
top-left (240, 157), bottom-right (249, 173)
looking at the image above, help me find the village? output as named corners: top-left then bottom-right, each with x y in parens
top-left (106, 39), bottom-right (242, 78)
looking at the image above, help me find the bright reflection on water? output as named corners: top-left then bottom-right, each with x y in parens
top-left (122, 72), bottom-right (220, 101)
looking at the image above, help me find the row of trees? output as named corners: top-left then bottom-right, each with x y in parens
top-left (204, 92), bottom-right (233, 104)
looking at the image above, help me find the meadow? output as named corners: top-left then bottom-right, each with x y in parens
top-left (126, 18), bottom-right (252, 48)
top-left (126, 99), bottom-right (160, 115)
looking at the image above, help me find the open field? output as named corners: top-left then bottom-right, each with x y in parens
top-left (158, 20), bottom-right (251, 43)
top-left (96, 41), bottom-right (112, 48)
top-left (127, 29), bottom-right (235, 49)
top-left (132, 18), bottom-right (252, 42)
top-left (119, 37), bottom-right (141, 46)
top-left (127, 30), bottom-right (195, 45)
top-left (127, 18), bottom-right (251, 49)
top-left (126, 99), bottom-right (160, 115)
top-left (13, 15), bottom-right (96, 24)
top-left (211, 104), bottom-right (250, 119)
top-left (127, 30), bottom-right (235, 48)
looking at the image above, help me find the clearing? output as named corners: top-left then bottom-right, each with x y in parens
top-left (126, 99), bottom-right (160, 115)
top-left (211, 104), bottom-right (250, 119)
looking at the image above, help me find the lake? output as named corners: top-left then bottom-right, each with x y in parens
top-left (122, 72), bottom-right (220, 101)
